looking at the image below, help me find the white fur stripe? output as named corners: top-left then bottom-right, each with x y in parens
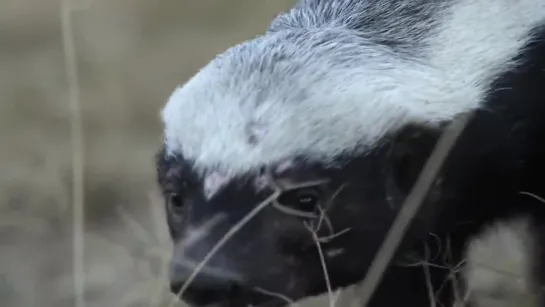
top-left (161, 0), bottom-right (545, 178)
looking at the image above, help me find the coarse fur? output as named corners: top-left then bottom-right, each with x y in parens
top-left (155, 0), bottom-right (545, 306)
top-left (162, 0), bottom-right (544, 179)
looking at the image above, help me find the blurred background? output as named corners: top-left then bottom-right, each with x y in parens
top-left (0, 1), bottom-right (316, 306)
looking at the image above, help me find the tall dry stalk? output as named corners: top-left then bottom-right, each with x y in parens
top-left (354, 111), bottom-right (474, 307)
top-left (60, 0), bottom-right (86, 306)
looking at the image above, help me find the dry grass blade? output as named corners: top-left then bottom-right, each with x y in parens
top-left (433, 259), bottom-right (466, 306)
top-left (60, 0), bottom-right (86, 306)
top-left (253, 287), bottom-right (300, 307)
top-left (276, 178), bottom-right (331, 191)
top-left (354, 111), bottom-right (475, 307)
top-left (148, 192), bottom-right (171, 245)
top-left (117, 205), bottom-right (155, 245)
top-left (273, 202), bottom-right (319, 219)
top-left (317, 227), bottom-right (351, 244)
top-left (519, 191), bottom-right (545, 204)
top-left (305, 222), bottom-right (336, 307)
top-left (422, 245), bottom-right (437, 307)
top-left (444, 237), bottom-right (463, 304)
top-left (304, 200), bottom-right (346, 307)
top-left (168, 190), bottom-right (281, 307)
top-left (177, 213), bottom-right (227, 250)
top-left (146, 193), bottom-right (173, 307)
top-left (316, 183), bottom-right (349, 233)
top-left (172, 257), bottom-right (243, 281)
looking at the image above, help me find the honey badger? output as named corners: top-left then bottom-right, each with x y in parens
top-left (154, 0), bottom-right (545, 306)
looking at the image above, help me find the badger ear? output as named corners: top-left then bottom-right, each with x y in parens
top-left (386, 124), bottom-right (442, 194)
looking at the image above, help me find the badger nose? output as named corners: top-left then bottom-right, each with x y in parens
top-left (169, 261), bottom-right (244, 306)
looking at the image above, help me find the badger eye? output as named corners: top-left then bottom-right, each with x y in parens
top-left (277, 188), bottom-right (320, 213)
top-left (167, 193), bottom-right (184, 211)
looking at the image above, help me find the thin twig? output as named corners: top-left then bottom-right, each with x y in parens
top-left (171, 257), bottom-right (244, 281)
top-left (444, 237), bottom-right (463, 304)
top-left (273, 202), bottom-right (319, 219)
top-left (316, 183), bottom-right (349, 233)
top-left (305, 222), bottom-right (335, 307)
top-left (317, 227), bottom-right (352, 243)
top-left (147, 193), bottom-right (173, 307)
top-left (422, 245), bottom-right (437, 307)
top-left (354, 111), bottom-right (475, 306)
top-left (433, 259), bottom-right (466, 305)
top-left (276, 179), bottom-right (331, 191)
top-left (176, 213), bottom-right (226, 251)
top-left (253, 287), bottom-right (299, 307)
top-left (331, 290), bottom-right (343, 307)
top-left (519, 191), bottom-right (545, 204)
top-left (60, 0), bottom-right (86, 306)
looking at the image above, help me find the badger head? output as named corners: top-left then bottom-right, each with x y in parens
top-left (155, 1), bottom-right (545, 306)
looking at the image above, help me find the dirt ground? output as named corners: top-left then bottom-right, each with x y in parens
top-left (0, 1), bottom-right (339, 306)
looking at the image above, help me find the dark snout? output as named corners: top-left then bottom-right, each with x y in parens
top-left (164, 179), bottom-right (329, 306)
top-left (168, 228), bottom-right (294, 307)
top-left (169, 239), bottom-right (248, 306)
